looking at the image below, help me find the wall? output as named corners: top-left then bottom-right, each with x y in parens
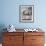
top-left (0, 0), bottom-right (46, 29)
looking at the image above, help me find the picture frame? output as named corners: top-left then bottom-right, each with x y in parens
top-left (19, 5), bottom-right (34, 23)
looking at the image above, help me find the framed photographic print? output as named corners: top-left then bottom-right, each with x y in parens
top-left (19, 5), bottom-right (34, 23)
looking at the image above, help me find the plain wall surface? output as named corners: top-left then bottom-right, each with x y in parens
top-left (0, 0), bottom-right (46, 44)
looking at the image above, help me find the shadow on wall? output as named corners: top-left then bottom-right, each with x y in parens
top-left (0, 24), bottom-right (7, 43)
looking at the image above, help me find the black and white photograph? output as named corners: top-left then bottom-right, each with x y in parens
top-left (19, 5), bottom-right (34, 23)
